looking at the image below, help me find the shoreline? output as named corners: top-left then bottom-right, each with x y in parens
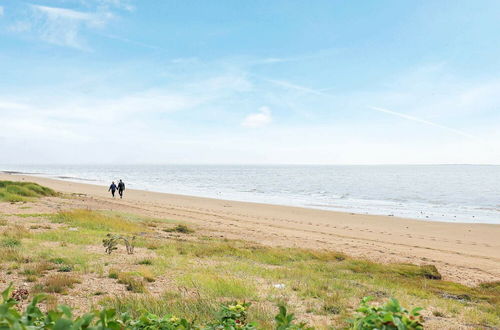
top-left (1, 169), bottom-right (497, 224)
top-left (1, 172), bottom-right (499, 285)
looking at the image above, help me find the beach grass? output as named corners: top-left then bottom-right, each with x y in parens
top-left (0, 190), bottom-right (499, 328)
top-left (0, 180), bottom-right (57, 202)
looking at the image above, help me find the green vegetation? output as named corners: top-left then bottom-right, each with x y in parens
top-left (0, 203), bottom-right (499, 328)
top-left (350, 296), bottom-right (424, 329)
top-left (164, 224), bottom-right (195, 234)
top-left (0, 285), bottom-right (421, 329)
top-left (0, 180), bottom-right (56, 202)
top-left (53, 209), bottom-right (143, 233)
top-left (117, 272), bottom-right (147, 293)
top-left (36, 274), bottom-right (80, 294)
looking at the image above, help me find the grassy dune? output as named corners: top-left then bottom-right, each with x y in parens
top-left (0, 180), bottom-right (57, 202)
top-left (0, 185), bottom-right (499, 328)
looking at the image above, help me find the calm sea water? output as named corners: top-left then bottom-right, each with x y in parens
top-left (2, 165), bottom-right (499, 224)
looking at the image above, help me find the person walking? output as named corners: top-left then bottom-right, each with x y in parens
top-left (117, 179), bottom-right (125, 199)
top-left (108, 181), bottom-right (117, 198)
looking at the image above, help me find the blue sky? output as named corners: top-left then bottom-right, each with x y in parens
top-left (1, 0), bottom-right (500, 164)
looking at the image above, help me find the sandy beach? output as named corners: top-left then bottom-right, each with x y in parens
top-left (1, 172), bottom-right (499, 286)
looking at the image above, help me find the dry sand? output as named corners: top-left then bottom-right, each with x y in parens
top-left (1, 172), bottom-right (499, 286)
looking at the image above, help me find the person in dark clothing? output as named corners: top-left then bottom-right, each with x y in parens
top-left (117, 179), bottom-right (125, 199)
top-left (108, 181), bottom-right (117, 198)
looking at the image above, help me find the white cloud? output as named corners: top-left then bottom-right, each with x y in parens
top-left (33, 5), bottom-right (98, 22)
top-left (0, 6), bottom-right (4, 17)
top-left (242, 106), bottom-right (272, 128)
top-left (10, 4), bottom-right (115, 49)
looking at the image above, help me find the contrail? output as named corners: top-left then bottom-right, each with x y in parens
top-left (369, 106), bottom-right (484, 144)
top-left (260, 77), bottom-right (485, 144)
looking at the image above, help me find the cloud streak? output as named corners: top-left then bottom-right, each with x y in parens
top-left (262, 76), bottom-right (486, 144)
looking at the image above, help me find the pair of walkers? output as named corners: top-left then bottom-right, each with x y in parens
top-left (108, 179), bottom-right (125, 198)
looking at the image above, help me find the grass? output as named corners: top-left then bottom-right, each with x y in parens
top-left (38, 273), bottom-right (80, 294)
top-left (51, 209), bottom-right (144, 233)
top-left (163, 224), bottom-right (194, 234)
top-left (0, 181), bottom-right (57, 202)
top-left (136, 258), bottom-right (153, 265)
top-left (137, 266), bottom-right (155, 282)
top-left (117, 272), bottom-right (147, 293)
top-left (0, 237), bottom-right (22, 248)
top-left (21, 261), bottom-right (55, 277)
top-left (178, 273), bottom-right (258, 299)
top-left (1, 203), bottom-right (498, 328)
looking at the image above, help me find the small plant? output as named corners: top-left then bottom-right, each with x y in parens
top-left (58, 265), bottom-right (73, 272)
top-left (349, 297), bottom-right (424, 330)
top-left (163, 224), bottom-right (194, 234)
top-left (206, 301), bottom-right (256, 329)
top-left (108, 268), bottom-right (120, 279)
top-left (103, 233), bottom-right (135, 254)
top-left (275, 305), bottom-right (312, 329)
top-left (137, 259), bottom-right (153, 265)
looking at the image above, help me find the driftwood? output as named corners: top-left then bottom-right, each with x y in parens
top-left (103, 233), bottom-right (135, 254)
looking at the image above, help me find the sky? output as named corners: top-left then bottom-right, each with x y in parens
top-left (1, 0), bottom-right (500, 165)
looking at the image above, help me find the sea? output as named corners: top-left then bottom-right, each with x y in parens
top-left (1, 164), bottom-right (499, 224)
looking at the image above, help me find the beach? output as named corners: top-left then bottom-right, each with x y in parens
top-left (1, 172), bottom-right (498, 286)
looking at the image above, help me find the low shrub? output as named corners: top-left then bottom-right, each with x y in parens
top-left (164, 224), bottom-right (194, 234)
top-left (58, 265), bottom-right (73, 272)
top-left (349, 296), bottom-right (424, 330)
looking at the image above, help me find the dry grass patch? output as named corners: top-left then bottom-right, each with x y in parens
top-left (21, 261), bottom-right (55, 277)
top-left (2, 224), bottom-right (31, 240)
top-left (108, 268), bottom-right (147, 292)
top-left (137, 266), bottom-right (155, 282)
top-left (117, 272), bottom-right (147, 293)
top-left (38, 273), bottom-right (80, 294)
